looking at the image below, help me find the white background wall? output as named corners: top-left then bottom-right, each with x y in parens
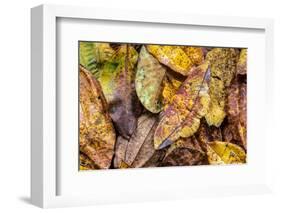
top-left (0, 0), bottom-right (280, 212)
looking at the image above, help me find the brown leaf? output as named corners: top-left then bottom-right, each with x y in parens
top-left (162, 137), bottom-right (207, 166)
top-left (196, 119), bottom-right (223, 147)
top-left (154, 62), bottom-right (211, 149)
top-left (226, 79), bottom-right (247, 148)
top-left (113, 136), bottom-right (128, 169)
top-left (238, 82), bottom-right (247, 148)
top-left (99, 44), bottom-right (142, 139)
top-left (113, 113), bottom-right (160, 168)
top-left (79, 66), bottom-right (116, 169)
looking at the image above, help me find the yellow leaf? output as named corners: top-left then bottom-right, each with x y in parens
top-left (146, 45), bottom-right (193, 76)
top-left (79, 166), bottom-right (90, 170)
top-left (182, 47), bottom-right (204, 66)
top-left (79, 66), bottom-right (116, 169)
top-left (205, 48), bottom-right (238, 127)
top-left (154, 62), bottom-right (210, 149)
top-left (207, 141), bottom-right (246, 165)
top-left (162, 74), bottom-right (183, 107)
top-left (237, 49), bottom-right (247, 75)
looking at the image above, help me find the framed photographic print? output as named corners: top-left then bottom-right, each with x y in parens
top-left (31, 4), bottom-right (274, 208)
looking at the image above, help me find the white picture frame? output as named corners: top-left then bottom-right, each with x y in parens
top-left (31, 4), bottom-right (274, 208)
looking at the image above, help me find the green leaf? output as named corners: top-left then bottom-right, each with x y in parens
top-left (98, 45), bottom-right (142, 139)
top-left (135, 46), bottom-right (166, 113)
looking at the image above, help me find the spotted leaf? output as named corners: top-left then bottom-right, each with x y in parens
top-left (79, 66), bottom-right (116, 169)
top-left (205, 48), bottom-right (238, 127)
top-left (154, 62), bottom-right (211, 150)
top-left (237, 49), bottom-right (247, 75)
top-left (146, 45), bottom-right (193, 76)
top-left (99, 45), bottom-right (142, 138)
top-left (135, 46), bottom-right (166, 113)
top-left (207, 141), bottom-right (246, 165)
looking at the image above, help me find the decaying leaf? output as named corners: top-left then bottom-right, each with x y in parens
top-left (146, 45), bottom-right (193, 76)
top-left (135, 46), bottom-right (166, 113)
top-left (162, 69), bottom-right (185, 107)
top-left (238, 83), bottom-right (247, 148)
top-left (196, 119), bottom-right (223, 145)
top-left (79, 153), bottom-right (96, 170)
top-left (182, 47), bottom-right (204, 66)
top-left (79, 42), bottom-right (115, 77)
top-left (113, 136), bottom-right (128, 169)
top-left (154, 62), bottom-right (210, 150)
top-left (237, 49), bottom-right (247, 75)
top-left (205, 48), bottom-right (238, 127)
top-left (79, 66), bottom-right (116, 169)
top-left (226, 79), bottom-right (247, 148)
top-left (113, 113), bottom-right (161, 168)
top-left (142, 149), bottom-right (166, 168)
top-left (99, 45), bottom-right (142, 138)
top-left (207, 141), bottom-right (246, 165)
top-left (79, 42), bottom-right (247, 170)
top-left (162, 137), bottom-right (207, 166)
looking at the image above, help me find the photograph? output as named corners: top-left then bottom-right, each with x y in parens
top-left (79, 42), bottom-right (247, 170)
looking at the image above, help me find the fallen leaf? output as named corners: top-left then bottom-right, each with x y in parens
top-left (113, 136), bottom-right (128, 169)
top-left (135, 46), bottom-right (166, 113)
top-left (99, 45), bottom-right (142, 138)
top-left (79, 66), bottom-right (116, 169)
top-left (113, 113), bottom-right (160, 168)
top-left (205, 48), bottom-right (238, 127)
top-left (146, 45), bottom-right (193, 76)
top-left (162, 137), bottom-right (207, 166)
top-left (162, 69), bottom-right (185, 107)
top-left (226, 79), bottom-right (247, 148)
top-left (79, 153), bottom-right (96, 170)
top-left (207, 141), bottom-right (246, 165)
top-left (142, 149), bottom-right (166, 168)
top-left (196, 119), bottom-right (223, 149)
top-left (79, 42), bottom-right (115, 77)
top-left (154, 62), bottom-right (211, 150)
top-left (182, 47), bottom-right (204, 66)
top-left (238, 82), bottom-right (247, 148)
top-left (237, 49), bottom-right (247, 75)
